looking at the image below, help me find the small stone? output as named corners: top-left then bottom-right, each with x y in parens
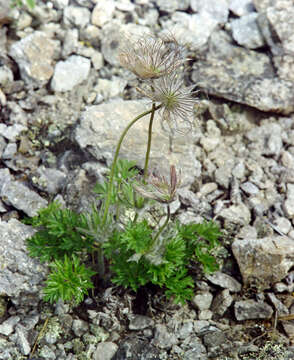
top-left (273, 217), bottom-right (292, 235)
top-left (219, 203), bottom-right (251, 226)
top-left (205, 271), bottom-right (242, 292)
top-left (281, 151), bottom-right (294, 169)
top-left (93, 342), bottom-right (118, 360)
top-left (152, 324), bottom-right (178, 349)
top-left (63, 6), bottom-right (91, 28)
top-left (2, 143), bottom-right (17, 160)
top-left (16, 325), bottom-right (31, 355)
top-left (9, 31), bottom-right (55, 87)
top-left (229, 0), bottom-right (255, 16)
top-left (0, 316), bottom-right (20, 336)
top-left (1, 181), bottom-right (48, 217)
top-left (211, 289), bottom-right (233, 316)
top-left (190, 0), bottom-right (229, 24)
top-left (51, 55), bottom-right (91, 92)
top-left (72, 319), bottom-right (89, 337)
top-left (231, 13), bottom-right (265, 49)
top-left (194, 320), bottom-right (210, 334)
top-left (192, 291), bottom-right (213, 311)
top-left (198, 310), bottom-right (213, 320)
top-left (129, 315), bottom-right (154, 330)
top-left (91, 0), bottom-right (115, 27)
top-left (234, 300), bottom-right (273, 320)
top-left (0, 123), bottom-right (26, 141)
top-left (32, 167), bottom-right (66, 195)
top-left (240, 181), bottom-right (259, 195)
top-left (177, 321), bottom-right (194, 339)
top-left (267, 293), bottom-right (288, 316)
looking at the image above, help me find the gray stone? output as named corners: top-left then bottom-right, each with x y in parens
top-left (129, 315), bottom-right (154, 330)
top-left (183, 336), bottom-right (208, 360)
top-left (240, 182), bottom-right (259, 196)
top-left (229, 0), bottom-right (255, 16)
top-left (177, 321), bottom-right (194, 339)
top-left (93, 342), bottom-right (118, 360)
top-left (190, 0), bottom-right (229, 24)
top-left (31, 167), bottom-right (66, 195)
top-left (219, 203), bottom-right (251, 226)
top-left (94, 77), bottom-right (127, 100)
top-left (91, 0), bottom-right (115, 27)
top-left (2, 143), bottom-right (17, 160)
top-left (9, 32), bottom-right (55, 87)
top-left (266, 292), bottom-right (288, 316)
top-left (192, 31), bottom-right (294, 115)
top-left (165, 12), bottom-right (218, 51)
top-left (0, 65), bottom-right (13, 86)
top-left (0, 219), bottom-right (47, 298)
top-left (211, 289), bottom-right (233, 316)
top-left (231, 13), bottom-right (265, 49)
top-left (0, 123), bottom-right (26, 142)
top-left (152, 324), bottom-right (178, 349)
top-left (51, 55), bottom-right (90, 92)
top-left (205, 271), bottom-right (242, 292)
top-left (192, 291), bottom-right (213, 311)
top-left (0, 316), bottom-right (20, 336)
top-left (52, 0), bottom-right (69, 9)
top-left (157, 0), bottom-right (188, 12)
top-left (62, 29), bottom-right (79, 58)
top-left (1, 181), bottom-right (48, 217)
top-left (273, 217), bottom-right (292, 235)
top-left (63, 6), bottom-right (91, 29)
top-left (74, 99), bottom-right (201, 187)
top-left (234, 300), bottom-right (273, 320)
top-left (15, 325), bottom-right (30, 355)
top-left (72, 319), bottom-right (89, 337)
top-left (232, 236), bottom-right (294, 289)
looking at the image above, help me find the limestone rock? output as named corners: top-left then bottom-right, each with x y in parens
top-left (9, 32), bottom-right (55, 87)
top-left (232, 236), bottom-right (294, 289)
top-left (234, 300), bottom-right (273, 320)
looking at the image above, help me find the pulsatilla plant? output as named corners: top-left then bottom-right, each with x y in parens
top-left (25, 32), bottom-right (221, 306)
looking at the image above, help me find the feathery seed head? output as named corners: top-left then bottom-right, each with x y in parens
top-left (141, 73), bottom-right (197, 134)
top-left (119, 33), bottom-right (186, 80)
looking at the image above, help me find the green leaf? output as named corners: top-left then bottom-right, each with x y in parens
top-left (43, 255), bottom-right (96, 305)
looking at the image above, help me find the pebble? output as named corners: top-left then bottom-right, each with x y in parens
top-left (206, 271), bottom-right (242, 293)
top-left (234, 300), bottom-right (273, 320)
top-left (192, 291), bottom-right (213, 311)
top-left (93, 342), bottom-right (118, 360)
top-left (91, 0), bottom-right (115, 27)
top-left (229, 0), bottom-right (255, 16)
top-left (63, 5), bottom-right (91, 28)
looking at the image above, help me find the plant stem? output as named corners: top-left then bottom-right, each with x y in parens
top-left (143, 102), bottom-right (156, 182)
top-left (153, 205), bottom-right (171, 244)
top-left (101, 105), bottom-right (161, 227)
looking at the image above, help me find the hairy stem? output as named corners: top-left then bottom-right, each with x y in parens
top-left (101, 105), bottom-right (161, 227)
top-left (153, 205), bottom-right (171, 244)
top-left (143, 102), bottom-right (156, 182)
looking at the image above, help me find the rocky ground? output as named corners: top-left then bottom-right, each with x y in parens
top-left (1, 0), bottom-right (294, 359)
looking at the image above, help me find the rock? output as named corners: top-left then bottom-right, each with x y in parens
top-left (273, 217), bottom-right (292, 235)
top-left (177, 321), bottom-right (194, 339)
top-left (9, 32), bottom-right (55, 87)
top-left (63, 5), bottom-right (91, 29)
top-left (15, 325), bottom-right (30, 355)
top-left (163, 12), bottom-right (218, 51)
top-left (0, 316), bottom-right (20, 336)
top-left (0, 219), bottom-right (47, 298)
top-left (229, 0), bottom-right (255, 16)
top-left (51, 55), bottom-right (91, 92)
top-left (211, 289), bottom-right (233, 316)
top-left (234, 300), bottom-right (273, 320)
top-left (31, 167), bottom-right (66, 195)
top-left (74, 99), bottom-right (201, 186)
top-left (231, 13), bottom-right (265, 49)
top-left (129, 315), bottom-right (154, 330)
top-left (192, 31), bottom-right (294, 115)
top-left (2, 143), bottom-right (17, 160)
top-left (0, 65), bottom-right (13, 87)
top-left (94, 76), bottom-right (127, 100)
top-left (232, 236), bottom-right (294, 289)
top-left (62, 29), bottom-right (79, 58)
top-left (192, 291), bottom-right (213, 311)
top-left (205, 271), bottom-right (242, 293)
top-left (152, 324), bottom-right (178, 349)
top-left (1, 180), bottom-right (48, 217)
top-left (112, 338), bottom-right (161, 360)
top-left (93, 342), bottom-right (118, 360)
top-left (91, 0), bottom-right (115, 27)
top-left (182, 336), bottom-right (208, 360)
top-left (219, 203), bottom-right (251, 226)
top-left (0, 123), bottom-right (26, 142)
top-left (266, 293), bottom-right (288, 316)
top-left (240, 181), bottom-right (259, 196)
top-left (190, 0), bottom-right (229, 24)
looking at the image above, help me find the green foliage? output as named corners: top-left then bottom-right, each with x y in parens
top-left (11, 0), bottom-right (35, 9)
top-left (43, 255), bottom-right (96, 305)
top-left (94, 158), bottom-right (144, 210)
top-left (177, 221), bottom-right (221, 273)
top-left (25, 201), bottom-right (94, 262)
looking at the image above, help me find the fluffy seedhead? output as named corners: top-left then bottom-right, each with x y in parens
top-left (141, 72), bottom-right (197, 133)
top-left (119, 32), bottom-right (186, 80)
